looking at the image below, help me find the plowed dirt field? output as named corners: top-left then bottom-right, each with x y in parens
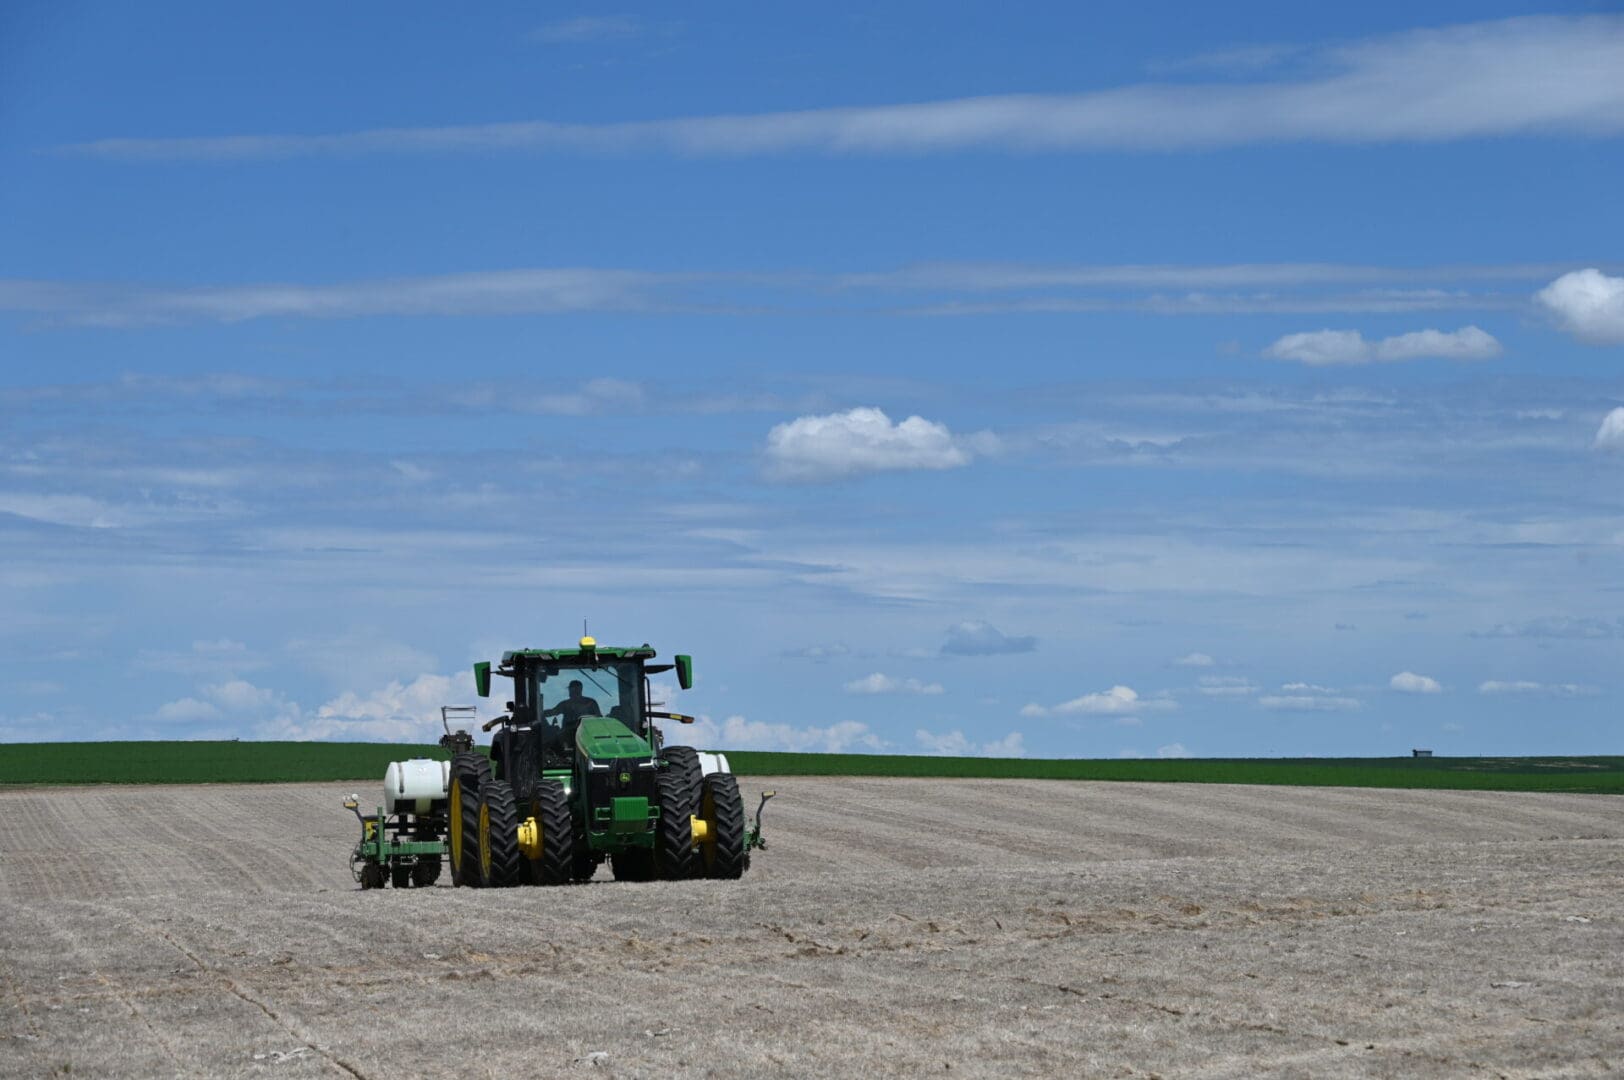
top-left (2, 778), bottom-right (1621, 1078)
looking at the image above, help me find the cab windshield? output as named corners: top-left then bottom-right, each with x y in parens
top-left (530, 660), bottom-right (644, 735)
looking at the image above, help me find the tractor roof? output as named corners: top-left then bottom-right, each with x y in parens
top-left (500, 643), bottom-right (657, 667)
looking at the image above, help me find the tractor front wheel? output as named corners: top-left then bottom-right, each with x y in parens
top-left (522, 779), bottom-right (574, 886)
top-left (655, 769), bottom-right (699, 880)
top-left (697, 772), bottom-right (747, 880)
top-left (663, 745), bottom-right (704, 796)
top-left (477, 780), bottom-right (523, 888)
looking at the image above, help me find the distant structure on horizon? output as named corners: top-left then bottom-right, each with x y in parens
top-left (1412, 748), bottom-right (1433, 758)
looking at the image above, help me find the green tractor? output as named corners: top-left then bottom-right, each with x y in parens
top-left (346, 637), bottom-right (772, 888)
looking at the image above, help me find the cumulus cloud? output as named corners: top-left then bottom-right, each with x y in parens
top-left (243, 674), bottom-right (461, 742)
top-left (843, 672), bottom-right (945, 695)
top-left (915, 729), bottom-right (1027, 757)
top-left (1263, 325), bottom-right (1501, 365)
top-left (1594, 408), bottom-right (1624, 451)
top-left (667, 714), bottom-right (886, 753)
top-left (1021, 685), bottom-right (1173, 720)
top-left (764, 407), bottom-right (991, 481)
top-left (1390, 671), bottom-right (1443, 694)
top-left (60, 17), bottom-right (1624, 160)
top-left (1174, 652), bottom-right (1215, 667)
top-left (1536, 268), bottom-right (1624, 344)
top-left (1156, 743), bottom-right (1192, 759)
top-left (942, 621), bottom-right (1037, 656)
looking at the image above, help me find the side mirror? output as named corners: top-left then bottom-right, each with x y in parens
top-left (474, 661), bottom-right (491, 698)
top-left (675, 654), bottom-right (693, 690)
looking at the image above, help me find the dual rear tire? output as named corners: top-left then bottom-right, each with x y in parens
top-left (521, 779), bottom-right (574, 886)
top-left (695, 772), bottom-right (747, 880)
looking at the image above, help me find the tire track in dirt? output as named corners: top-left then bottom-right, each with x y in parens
top-left (62, 897), bottom-right (375, 1080)
top-left (4, 902), bottom-right (202, 1078)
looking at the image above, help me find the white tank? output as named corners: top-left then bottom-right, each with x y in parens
top-left (697, 751), bottom-right (731, 776)
top-left (383, 758), bottom-right (450, 814)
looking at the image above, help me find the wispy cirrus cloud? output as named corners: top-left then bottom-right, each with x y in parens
top-left (1, 262), bottom-right (1589, 327)
top-left (531, 15), bottom-right (648, 44)
top-left (0, 269), bottom-right (689, 327)
top-left (1478, 680), bottom-right (1597, 697)
top-left (56, 17), bottom-right (1624, 162)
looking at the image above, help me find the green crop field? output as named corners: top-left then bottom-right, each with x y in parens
top-left (0, 741), bottom-right (1620, 793)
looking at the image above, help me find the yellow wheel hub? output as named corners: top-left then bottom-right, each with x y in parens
top-left (517, 816), bottom-right (542, 860)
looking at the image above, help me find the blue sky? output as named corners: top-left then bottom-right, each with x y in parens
top-left (3, 3), bottom-right (1623, 758)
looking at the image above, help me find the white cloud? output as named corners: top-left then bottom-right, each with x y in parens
top-left (0, 261), bottom-right (1570, 327)
top-left (843, 672), bottom-right (944, 695)
top-left (1174, 652), bottom-right (1215, 667)
top-left (1594, 408), bottom-right (1624, 451)
top-left (915, 729), bottom-right (1027, 757)
top-left (247, 673), bottom-right (458, 742)
top-left (153, 697), bottom-right (220, 722)
top-left (668, 714), bottom-right (886, 754)
top-left (62, 17), bottom-right (1624, 160)
top-left (1478, 680), bottom-right (1597, 697)
top-left (1156, 742), bottom-right (1191, 759)
top-left (1197, 676), bottom-right (1257, 697)
top-left (0, 269), bottom-right (677, 326)
top-left (1263, 325), bottom-right (1501, 365)
top-left (1259, 690), bottom-right (1361, 712)
top-left (1021, 685), bottom-right (1173, 720)
top-left (764, 407), bottom-right (990, 481)
top-left (942, 620), bottom-right (1037, 655)
top-left (1536, 269), bottom-right (1624, 344)
top-left (1390, 671), bottom-right (1443, 694)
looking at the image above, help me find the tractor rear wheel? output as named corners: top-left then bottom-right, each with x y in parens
top-left (697, 772), bottom-right (747, 880)
top-left (522, 779), bottom-right (574, 886)
top-left (411, 855), bottom-right (442, 887)
top-left (610, 849), bottom-right (654, 882)
top-left (448, 752), bottom-right (492, 888)
top-left (655, 769), bottom-right (698, 880)
top-left (449, 774), bottom-right (482, 887)
top-left (663, 745), bottom-right (704, 796)
top-left (477, 780), bottom-right (523, 888)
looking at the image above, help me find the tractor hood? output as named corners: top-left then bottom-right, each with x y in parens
top-left (575, 716), bottom-right (654, 763)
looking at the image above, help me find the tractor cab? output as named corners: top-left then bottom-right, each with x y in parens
top-left (476, 638), bottom-right (695, 776)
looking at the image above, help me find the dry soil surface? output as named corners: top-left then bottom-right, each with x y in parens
top-left (1, 778), bottom-right (1621, 1079)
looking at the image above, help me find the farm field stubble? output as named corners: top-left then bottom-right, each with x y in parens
top-left (1, 777), bottom-right (1621, 1078)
